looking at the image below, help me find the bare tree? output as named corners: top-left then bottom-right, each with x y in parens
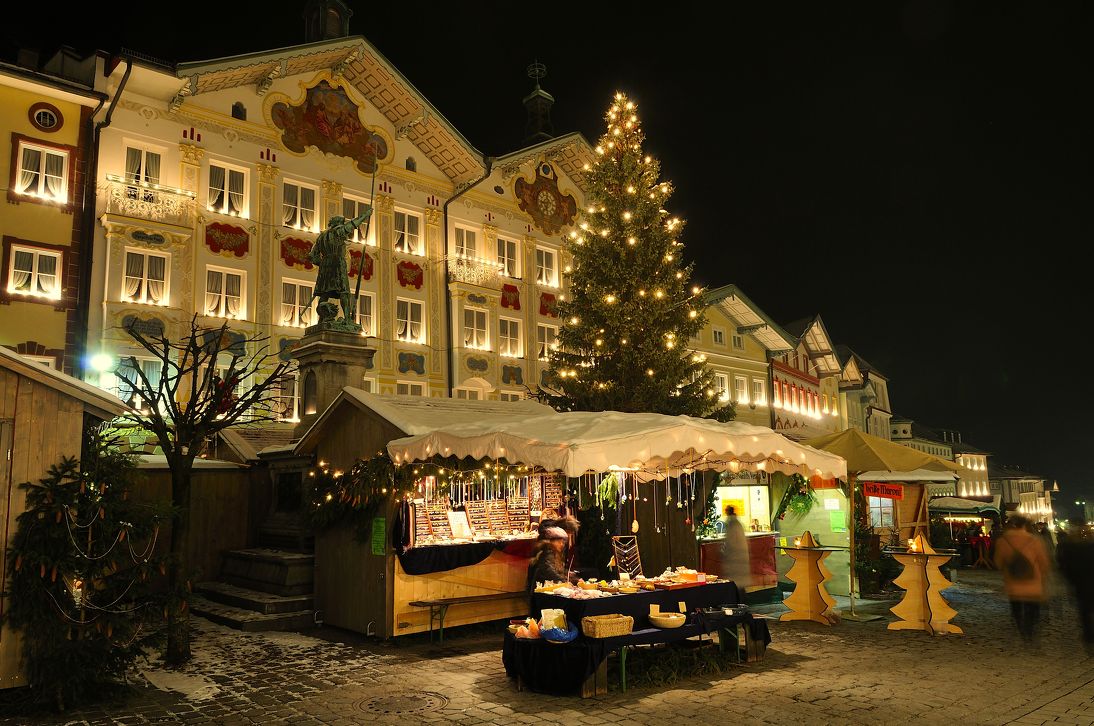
top-left (115, 314), bottom-right (289, 665)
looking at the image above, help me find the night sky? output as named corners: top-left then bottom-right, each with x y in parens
top-left (5, 2), bottom-right (1090, 511)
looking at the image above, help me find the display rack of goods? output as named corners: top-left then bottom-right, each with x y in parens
top-left (463, 500), bottom-right (491, 535)
top-left (413, 501), bottom-right (432, 541)
top-left (506, 497), bottom-right (530, 531)
top-left (543, 477), bottom-right (563, 512)
top-left (487, 500), bottom-right (512, 534)
top-left (426, 504), bottom-right (453, 540)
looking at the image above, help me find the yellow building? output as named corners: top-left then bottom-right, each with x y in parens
top-left (773, 316), bottom-right (842, 440)
top-left (0, 50), bottom-right (105, 373)
top-left (82, 14), bottom-right (593, 412)
top-left (700, 284), bottom-right (795, 427)
top-left (835, 345), bottom-right (892, 439)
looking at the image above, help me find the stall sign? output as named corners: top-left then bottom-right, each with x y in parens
top-left (370, 517), bottom-right (386, 556)
top-left (863, 482), bottom-right (904, 500)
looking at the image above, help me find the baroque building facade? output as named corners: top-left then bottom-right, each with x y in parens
top-left (78, 34), bottom-right (595, 417)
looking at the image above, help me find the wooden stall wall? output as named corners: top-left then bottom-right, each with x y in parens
top-left (314, 523), bottom-right (390, 637)
top-left (131, 466), bottom-right (270, 582)
top-left (313, 405), bottom-right (406, 638)
top-left (622, 473), bottom-right (710, 577)
top-left (0, 369), bottom-right (87, 689)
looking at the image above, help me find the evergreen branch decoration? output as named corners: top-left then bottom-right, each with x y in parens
top-left (3, 426), bottom-right (171, 712)
top-left (772, 473), bottom-right (818, 523)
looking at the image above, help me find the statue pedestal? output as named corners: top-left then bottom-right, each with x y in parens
top-left (291, 327), bottom-right (375, 439)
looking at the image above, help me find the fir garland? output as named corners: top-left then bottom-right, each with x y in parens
top-left (307, 453), bottom-right (417, 542)
top-left (772, 473), bottom-right (818, 523)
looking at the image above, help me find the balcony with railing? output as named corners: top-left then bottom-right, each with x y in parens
top-left (103, 175), bottom-right (196, 227)
top-left (448, 256), bottom-right (504, 288)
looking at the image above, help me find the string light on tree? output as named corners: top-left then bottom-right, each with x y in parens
top-left (540, 91), bottom-right (732, 420)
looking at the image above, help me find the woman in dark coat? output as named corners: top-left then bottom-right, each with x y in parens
top-left (527, 527), bottom-right (569, 591)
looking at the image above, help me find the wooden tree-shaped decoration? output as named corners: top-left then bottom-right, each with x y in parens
top-left (780, 530), bottom-right (839, 625)
top-left (888, 534), bottom-right (962, 635)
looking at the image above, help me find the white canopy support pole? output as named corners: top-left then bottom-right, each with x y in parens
top-left (843, 473), bottom-right (880, 622)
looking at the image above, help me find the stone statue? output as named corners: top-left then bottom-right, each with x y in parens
top-left (307, 210), bottom-right (371, 330)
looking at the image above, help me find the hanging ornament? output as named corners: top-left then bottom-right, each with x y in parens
top-left (631, 519), bottom-right (640, 533)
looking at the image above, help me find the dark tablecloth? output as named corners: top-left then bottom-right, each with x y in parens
top-left (502, 606), bottom-right (769, 696)
top-left (530, 581), bottom-right (740, 630)
top-left (398, 538), bottom-right (535, 576)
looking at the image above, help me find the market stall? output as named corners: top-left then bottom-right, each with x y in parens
top-left (296, 390), bottom-right (559, 638)
top-left (383, 406), bottom-right (842, 691)
top-left (803, 429), bottom-right (962, 619)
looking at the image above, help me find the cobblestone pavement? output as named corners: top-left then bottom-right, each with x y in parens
top-left (3, 569), bottom-right (1093, 726)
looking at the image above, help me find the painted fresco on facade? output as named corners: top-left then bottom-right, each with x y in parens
top-left (513, 162), bottom-right (577, 235)
top-left (271, 80), bottom-right (389, 175)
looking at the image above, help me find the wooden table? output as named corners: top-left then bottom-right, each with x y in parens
top-left (775, 538), bottom-right (844, 625)
top-left (884, 541), bottom-right (962, 635)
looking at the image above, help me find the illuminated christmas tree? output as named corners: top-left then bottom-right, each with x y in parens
top-left (542, 92), bottom-right (731, 420)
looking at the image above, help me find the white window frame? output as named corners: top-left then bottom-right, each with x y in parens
top-left (731, 333), bottom-right (745, 350)
top-left (207, 161), bottom-right (248, 217)
top-left (499, 391), bottom-right (523, 402)
top-left (734, 375), bottom-right (748, 404)
top-left (454, 226), bottom-right (477, 259)
top-left (204, 265), bottom-right (246, 319)
top-left (868, 496), bottom-right (894, 529)
top-left (396, 298), bottom-right (425, 343)
top-left (113, 355), bottom-right (165, 410)
top-left (353, 291), bottom-right (375, 336)
top-left (499, 317), bottom-right (522, 358)
top-left (282, 179), bottom-right (318, 231)
top-left (123, 142), bottom-right (164, 201)
top-left (714, 372), bottom-right (730, 402)
top-left (343, 195), bottom-right (374, 245)
top-left (14, 139), bottom-right (67, 201)
top-left (361, 377), bottom-right (377, 393)
top-left (394, 209), bottom-right (422, 255)
top-left (454, 387), bottom-right (482, 400)
top-left (7, 244), bottom-right (62, 300)
top-left (122, 248), bottom-right (170, 306)
top-left (396, 380), bottom-right (426, 397)
top-left (280, 278), bottom-right (315, 328)
top-left (535, 247), bottom-right (558, 287)
top-left (497, 237), bottom-right (520, 278)
top-left (712, 327), bottom-right (726, 346)
top-left (463, 307), bottom-right (488, 350)
top-left (752, 378), bottom-right (765, 406)
top-left (277, 370), bottom-right (300, 423)
top-left (536, 323), bottom-right (558, 361)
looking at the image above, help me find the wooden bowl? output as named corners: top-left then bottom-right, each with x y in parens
top-left (649, 613), bottom-right (686, 629)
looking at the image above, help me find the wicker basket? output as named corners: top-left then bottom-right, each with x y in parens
top-left (582, 614), bottom-right (634, 638)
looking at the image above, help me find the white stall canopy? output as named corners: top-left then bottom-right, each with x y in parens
top-left (386, 410), bottom-right (847, 481)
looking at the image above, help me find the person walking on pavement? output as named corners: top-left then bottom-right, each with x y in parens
top-left (1057, 516), bottom-right (1094, 653)
top-left (994, 515), bottom-right (1050, 642)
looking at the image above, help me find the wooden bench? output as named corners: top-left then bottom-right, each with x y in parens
top-left (410, 592), bottom-right (527, 643)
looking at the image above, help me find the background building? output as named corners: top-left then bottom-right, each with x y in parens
top-left (0, 49), bottom-right (104, 373)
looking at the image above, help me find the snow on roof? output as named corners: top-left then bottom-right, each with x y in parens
top-left (0, 346), bottom-right (128, 418)
top-left (135, 454), bottom-right (244, 469)
top-left (341, 388), bottom-right (556, 435)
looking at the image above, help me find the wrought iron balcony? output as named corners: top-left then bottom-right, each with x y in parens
top-left (103, 175), bottom-right (196, 227)
top-left (448, 256), bottom-right (504, 287)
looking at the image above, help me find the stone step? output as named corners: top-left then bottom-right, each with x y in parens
top-left (195, 581), bottom-right (314, 615)
top-left (189, 594), bottom-right (316, 632)
top-left (220, 548), bottom-right (315, 596)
